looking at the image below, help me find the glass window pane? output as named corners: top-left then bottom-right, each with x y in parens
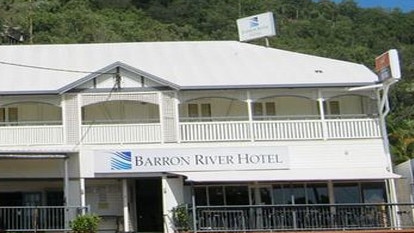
top-left (273, 184), bottom-right (292, 204)
top-left (265, 102), bottom-right (276, 116)
top-left (253, 102), bottom-right (263, 116)
top-left (0, 108), bottom-right (4, 122)
top-left (208, 186), bottom-right (224, 205)
top-left (334, 183), bottom-right (360, 203)
top-left (188, 104), bottom-right (198, 118)
top-left (201, 104), bottom-right (211, 117)
top-left (225, 186), bottom-right (249, 205)
top-left (290, 184), bottom-right (306, 204)
top-left (273, 184), bottom-right (289, 204)
top-left (194, 187), bottom-right (207, 206)
top-left (329, 101), bottom-right (340, 115)
top-left (306, 183), bottom-right (329, 204)
top-left (362, 182), bottom-right (386, 203)
top-left (8, 107), bottom-right (18, 122)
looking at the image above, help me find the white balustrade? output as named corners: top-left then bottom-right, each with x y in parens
top-left (0, 119), bottom-right (380, 146)
top-left (180, 118), bottom-right (381, 142)
top-left (80, 123), bottom-right (162, 144)
top-left (325, 118), bottom-right (381, 139)
top-left (0, 125), bottom-right (64, 145)
top-left (180, 121), bottom-right (251, 142)
top-left (253, 120), bottom-right (324, 140)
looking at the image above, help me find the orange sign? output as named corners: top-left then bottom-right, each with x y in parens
top-left (375, 52), bottom-right (390, 72)
top-left (375, 49), bottom-right (400, 82)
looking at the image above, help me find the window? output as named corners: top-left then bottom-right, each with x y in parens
top-left (188, 104), bottom-right (199, 118)
top-left (333, 183), bottom-right (360, 203)
top-left (187, 103), bottom-right (212, 119)
top-left (253, 102), bottom-right (276, 118)
top-left (328, 101), bottom-right (340, 115)
top-left (225, 186), bottom-right (249, 205)
top-left (265, 102), bottom-right (276, 116)
top-left (194, 185), bottom-right (249, 206)
top-left (306, 183), bottom-right (329, 204)
top-left (0, 108), bottom-right (4, 122)
top-left (0, 107), bottom-right (18, 125)
top-left (361, 183), bottom-right (386, 203)
top-left (320, 101), bottom-right (340, 116)
top-left (273, 183), bottom-right (328, 204)
top-left (201, 103), bottom-right (211, 117)
top-left (194, 187), bottom-right (207, 206)
top-left (253, 102), bottom-right (263, 116)
top-left (208, 186), bottom-right (225, 205)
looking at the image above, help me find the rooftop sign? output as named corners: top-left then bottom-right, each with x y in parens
top-left (237, 12), bottom-right (276, 42)
top-left (375, 49), bottom-right (401, 82)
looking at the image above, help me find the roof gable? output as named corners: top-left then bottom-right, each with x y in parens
top-left (58, 62), bottom-right (179, 93)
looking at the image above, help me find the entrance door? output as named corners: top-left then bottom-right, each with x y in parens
top-left (135, 178), bottom-right (163, 233)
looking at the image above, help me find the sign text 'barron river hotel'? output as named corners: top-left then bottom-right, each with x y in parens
top-left (94, 146), bottom-right (289, 173)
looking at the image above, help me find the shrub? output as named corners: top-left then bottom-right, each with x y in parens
top-left (70, 214), bottom-right (101, 233)
top-left (172, 205), bottom-right (190, 231)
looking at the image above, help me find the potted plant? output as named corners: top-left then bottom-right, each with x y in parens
top-left (70, 214), bottom-right (101, 233)
top-left (172, 205), bottom-right (191, 232)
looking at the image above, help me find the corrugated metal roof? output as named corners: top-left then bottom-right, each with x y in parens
top-left (0, 41), bottom-right (378, 94)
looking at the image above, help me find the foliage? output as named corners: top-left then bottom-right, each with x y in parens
top-left (70, 214), bottom-right (101, 233)
top-left (172, 205), bottom-right (191, 231)
top-left (0, 0), bottom-right (414, 164)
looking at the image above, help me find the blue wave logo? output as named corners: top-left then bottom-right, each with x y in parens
top-left (110, 151), bottom-right (132, 170)
top-left (249, 16), bottom-right (259, 28)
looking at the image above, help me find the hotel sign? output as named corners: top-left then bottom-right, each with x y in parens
top-left (375, 49), bottom-right (401, 82)
top-left (237, 12), bottom-right (276, 42)
top-left (94, 146), bottom-right (289, 173)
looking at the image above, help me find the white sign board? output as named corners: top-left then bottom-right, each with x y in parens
top-left (237, 12), bottom-right (276, 42)
top-left (375, 49), bottom-right (401, 82)
top-left (94, 146), bottom-right (289, 173)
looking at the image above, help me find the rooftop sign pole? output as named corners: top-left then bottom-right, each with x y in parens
top-left (236, 12), bottom-right (276, 47)
top-left (374, 49), bottom-right (402, 228)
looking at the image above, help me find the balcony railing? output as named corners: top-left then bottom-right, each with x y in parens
top-left (0, 116), bottom-right (381, 145)
top-left (179, 117), bottom-right (381, 142)
top-left (178, 203), bottom-right (414, 232)
top-left (80, 123), bottom-right (162, 144)
top-left (0, 206), bottom-right (88, 232)
top-left (0, 124), bottom-right (64, 146)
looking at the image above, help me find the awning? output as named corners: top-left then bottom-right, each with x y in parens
top-left (0, 147), bottom-right (77, 159)
top-left (173, 168), bottom-right (400, 182)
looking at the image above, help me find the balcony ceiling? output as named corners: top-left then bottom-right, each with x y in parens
top-left (0, 41), bottom-right (378, 94)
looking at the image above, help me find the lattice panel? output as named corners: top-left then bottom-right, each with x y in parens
top-left (63, 94), bottom-right (80, 144)
top-left (162, 92), bottom-right (178, 143)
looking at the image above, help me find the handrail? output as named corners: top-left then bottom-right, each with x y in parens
top-left (183, 203), bottom-right (414, 232)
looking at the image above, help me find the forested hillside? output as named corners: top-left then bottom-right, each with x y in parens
top-left (0, 0), bottom-right (413, 164)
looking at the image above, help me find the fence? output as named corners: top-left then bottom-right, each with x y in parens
top-left (186, 203), bottom-right (414, 232)
top-left (0, 206), bottom-right (88, 232)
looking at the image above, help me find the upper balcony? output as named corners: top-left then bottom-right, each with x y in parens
top-left (0, 90), bottom-right (382, 146)
top-left (0, 101), bottom-right (64, 146)
top-left (178, 92), bottom-right (381, 142)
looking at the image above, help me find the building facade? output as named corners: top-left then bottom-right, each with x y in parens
top-left (0, 41), bottom-right (402, 232)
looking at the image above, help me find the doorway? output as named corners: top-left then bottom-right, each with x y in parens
top-left (135, 178), bottom-right (163, 233)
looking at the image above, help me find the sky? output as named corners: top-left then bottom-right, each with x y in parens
top-left (334, 0), bottom-right (414, 12)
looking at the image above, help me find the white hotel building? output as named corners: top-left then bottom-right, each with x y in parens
top-left (0, 41), bottom-right (404, 232)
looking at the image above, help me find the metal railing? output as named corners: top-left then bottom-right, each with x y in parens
top-left (185, 203), bottom-right (414, 232)
top-left (0, 206), bottom-right (88, 232)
